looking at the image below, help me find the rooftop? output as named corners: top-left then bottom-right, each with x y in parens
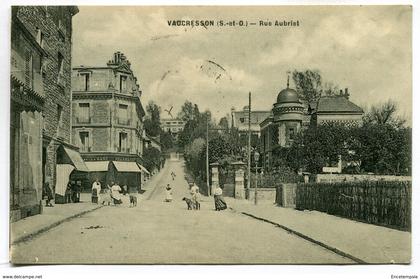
top-left (313, 96), bottom-right (364, 114)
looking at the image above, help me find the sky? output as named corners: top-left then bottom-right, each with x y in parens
top-left (72, 6), bottom-right (412, 124)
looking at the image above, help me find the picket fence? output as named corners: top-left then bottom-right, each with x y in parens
top-left (295, 181), bottom-right (411, 231)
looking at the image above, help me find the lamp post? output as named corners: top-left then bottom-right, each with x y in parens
top-left (254, 151), bottom-right (260, 205)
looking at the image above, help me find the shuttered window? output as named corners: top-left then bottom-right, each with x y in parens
top-left (78, 103), bottom-right (90, 123)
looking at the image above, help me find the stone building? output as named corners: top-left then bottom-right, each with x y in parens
top-left (71, 52), bottom-right (147, 191)
top-left (161, 118), bottom-right (185, 139)
top-left (260, 81), bottom-right (364, 170)
top-left (10, 6), bottom-right (83, 221)
top-left (231, 106), bottom-right (271, 137)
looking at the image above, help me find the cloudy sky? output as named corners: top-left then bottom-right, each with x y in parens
top-left (72, 6), bottom-right (412, 123)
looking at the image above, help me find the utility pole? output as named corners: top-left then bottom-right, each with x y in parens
top-left (206, 113), bottom-right (210, 196)
top-left (247, 92), bottom-right (251, 200)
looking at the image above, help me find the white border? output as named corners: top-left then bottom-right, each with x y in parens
top-left (0, 1), bottom-right (418, 279)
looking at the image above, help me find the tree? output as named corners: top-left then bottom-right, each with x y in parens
top-left (292, 70), bottom-right (342, 105)
top-left (356, 123), bottom-right (411, 175)
top-left (160, 131), bottom-right (175, 151)
top-left (178, 101), bottom-right (200, 122)
top-left (292, 70), bottom-right (323, 104)
top-left (218, 116), bottom-right (229, 130)
top-left (363, 100), bottom-right (406, 128)
top-left (144, 101), bottom-right (162, 137)
top-left (142, 146), bottom-right (162, 173)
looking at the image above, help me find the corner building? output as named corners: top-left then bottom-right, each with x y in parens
top-left (72, 52), bottom-right (146, 191)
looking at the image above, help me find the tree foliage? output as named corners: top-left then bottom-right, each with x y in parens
top-left (283, 122), bottom-right (411, 175)
top-left (144, 101), bottom-right (162, 137)
top-left (142, 146), bottom-right (163, 173)
top-left (363, 100), bottom-right (406, 128)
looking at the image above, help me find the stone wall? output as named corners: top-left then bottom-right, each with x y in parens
top-left (248, 188), bottom-right (276, 203)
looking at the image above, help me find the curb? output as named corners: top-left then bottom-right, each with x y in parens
top-left (241, 211), bottom-right (367, 264)
top-left (11, 205), bottom-right (104, 245)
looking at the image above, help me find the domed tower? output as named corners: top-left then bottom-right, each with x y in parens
top-left (272, 77), bottom-right (304, 147)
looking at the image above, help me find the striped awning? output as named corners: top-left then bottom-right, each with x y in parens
top-left (63, 147), bottom-right (89, 172)
top-left (85, 161), bottom-right (109, 172)
top-left (112, 161), bottom-right (142, 173)
top-left (137, 164), bottom-right (150, 175)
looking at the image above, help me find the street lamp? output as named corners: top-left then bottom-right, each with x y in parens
top-left (254, 151), bottom-right (260, 205)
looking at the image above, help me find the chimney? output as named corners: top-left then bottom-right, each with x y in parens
top-left (339, 89), bottom-right (343, 96)
top-left (344, 88), bottom-right (349, 99)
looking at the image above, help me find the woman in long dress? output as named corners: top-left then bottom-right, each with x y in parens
top-left (111, 182), bottom-right (122, 205)
top-left (214, 186), bottom-right (227, 211)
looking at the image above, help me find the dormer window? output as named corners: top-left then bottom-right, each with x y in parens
top-left (120, 75), bottom-right (127, 92)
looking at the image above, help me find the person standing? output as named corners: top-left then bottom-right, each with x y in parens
top-left (91, 178), bottom-right (101, 204)
top-left (214, 186), bottom-right (227, 211)
top-left (44, 182), bottom-right (54, 207)
top-left (165, 184), bottom-right (173, 202)
top-left (65, 182), bottom-right (72, 203)
top-left (190, 182), bottom-right (200, 209)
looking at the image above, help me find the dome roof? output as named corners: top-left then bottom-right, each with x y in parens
top-left (277, 87), bottom-right (300, 103)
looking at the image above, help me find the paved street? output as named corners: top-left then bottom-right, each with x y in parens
top-left (11, 159), bottom-right (352, 264)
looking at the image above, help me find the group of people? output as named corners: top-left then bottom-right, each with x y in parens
top-left (164, 173), bottom-right (227, 211)
top-left (65, 181), bottom-right (82, 203)
top-left (91, 178), bottom-right (133, 206)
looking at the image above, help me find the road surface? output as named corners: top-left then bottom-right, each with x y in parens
top-left (11, 158), bottom-right (353, 264)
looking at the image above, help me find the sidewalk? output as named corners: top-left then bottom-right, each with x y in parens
top-left (226, 197), bottom-right (411, 264)
top-left (10, 193), bottom-right (102, 245)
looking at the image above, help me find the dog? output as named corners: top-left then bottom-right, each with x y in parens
top-left (182, 197), bottom-right (200, 210)
top-left (101, 189), bottom-right (112, 206)
top-left (129, 194), bottom-right (138, 207)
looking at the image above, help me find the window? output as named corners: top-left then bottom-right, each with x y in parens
top-left (120, 75), bottom-right (127, 92)
top-left (79, 131), bottom-right (90, 152)
top-left (239, 117), bottom-right (245, 123)
top-left (119, 132), bottom-right (127, 152)
top-left (57, 53), bottom-right (64, 86)
top-left (78, 103), bottom-right (90, 123)
top-left (288, 128), bottom-right (295, 140)
top-left (36, 28), bottom-right (44, 48)
top-left (118, 104), bottom-right (129, 125)
top-left (80, 73), bottom-right (90, 91)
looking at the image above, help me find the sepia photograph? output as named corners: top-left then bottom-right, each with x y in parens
top-left (7, 4), bottom-right (413, 267)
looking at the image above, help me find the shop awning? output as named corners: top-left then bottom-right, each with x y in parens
top-left (85, 161), bottom-right (109, 172)
top-left (112, 161), bottom-right (142, 173)
top-left (63, 147), bottom-right (89, 172)
top-left (137, 164), bottom-right (150, 175)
